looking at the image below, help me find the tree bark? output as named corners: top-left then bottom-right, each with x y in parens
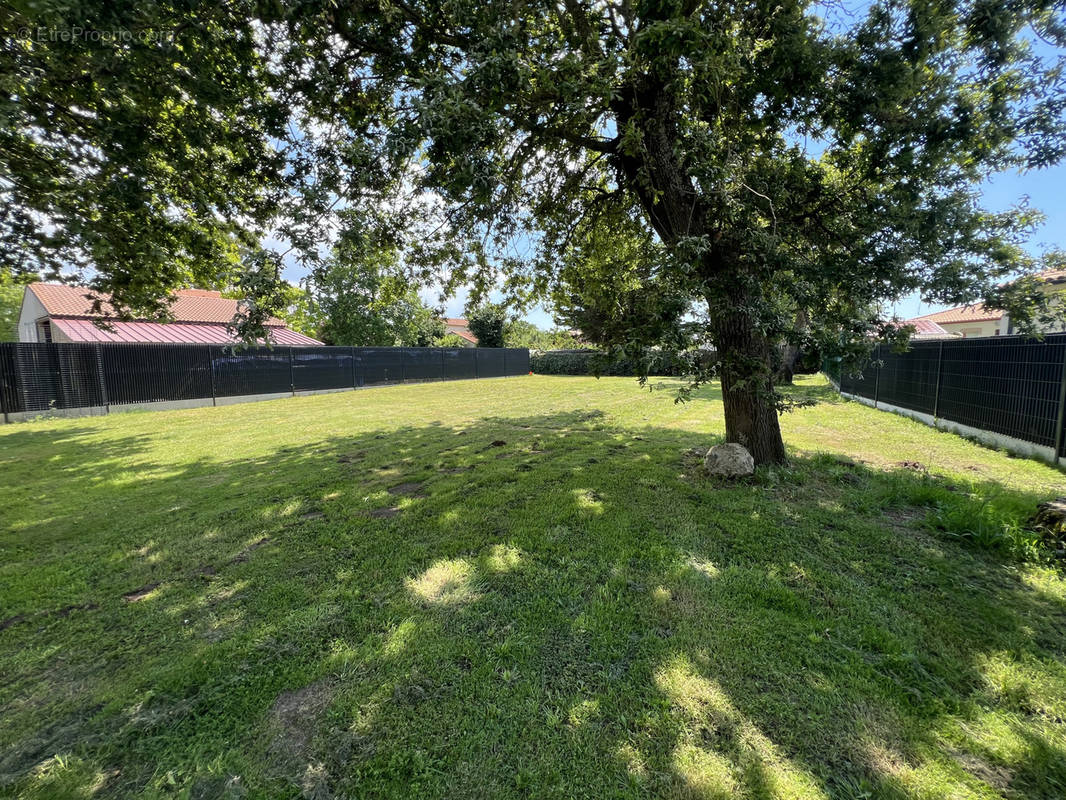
top-left (710, 303), bottom-right (787, 465)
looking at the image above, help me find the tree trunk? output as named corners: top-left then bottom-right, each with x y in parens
top-left (711, 305), bottom-right (787, 466)
top-left (773, 308), bottom-right (809, 385)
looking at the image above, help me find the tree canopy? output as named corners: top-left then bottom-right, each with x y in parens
top-left (4, 0), bottom-right (1065, 461)
top-left (467, 304), bottom-right (507, 348)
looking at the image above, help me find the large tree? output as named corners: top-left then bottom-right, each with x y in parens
top-left (4, 1), bottom-right (1066, 462)
top-left (271, 0), bottom-right (1066, 463)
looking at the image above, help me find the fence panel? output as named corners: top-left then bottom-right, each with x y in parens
top-left (839, 356), bottom-right (875, 400)
top-left (0, 343), bottom-right (21, 414)
top-left (353, 347), bottom-right (404, 385)
top-left (211, 346), bottom-right (292, 397)
top-left (476, 348), bottom-right (506, 378)
top-left (503, 348), bottom-right (530, 376)
top-left (443, 348), bottom-right (477, 380)
top-left (936, 337), bottom-right (1065, 449)
top-left (2, 342), bottom-right (527, 421)
top-left (875, 343), bottom-right (941, 416)
top-left (831, 333), bottom-right (1066, 459)
top-left (101, 343), bottom-right (212, 405)
top-left (403, 347), bottom-right (444, 381)
top-left (293, 347), bottom-right (354, 391)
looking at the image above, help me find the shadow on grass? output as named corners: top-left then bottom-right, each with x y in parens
top-left (0, 405), bottom-right (1064, 799)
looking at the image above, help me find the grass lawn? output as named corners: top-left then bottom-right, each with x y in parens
top-left (2, 374), bottom-right (1066, 799)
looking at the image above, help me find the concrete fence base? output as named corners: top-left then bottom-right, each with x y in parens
top-left (837, 387), bottom-right (1066, 468)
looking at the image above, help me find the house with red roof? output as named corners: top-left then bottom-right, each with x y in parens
top-left (442, 317), bottom-right (478, 347)
top-left (905, 304), bottom-right (1003, 338)
top-left (17, 283), bottom-right (322, 346)
top-left (904, 268), bottom-right (1066, 338)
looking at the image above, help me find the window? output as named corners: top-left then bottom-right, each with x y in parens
top-left (36, 320), bottom-right (53, 343)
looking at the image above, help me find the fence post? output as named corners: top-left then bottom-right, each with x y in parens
top-left (288, 347), bottom-right (295, 395)
top-left (94, 343), bottom-right (109, 414)
top-left (208, 346), bottom-right (217, 406)
top-left (0, 346), bottom-right (7, 425)
top-left (933, 341), bottom-right (944, 419)
top-left (474, 348), bottom-right (479, 379)
top-left (1053, 344), bottom-right (1066, 464)
top-left (350, 347), bottom-right (357, 388)
top-left (440, 347), bottom-right (446, 381)
top-left (873, 345), bottom-right (880, 408)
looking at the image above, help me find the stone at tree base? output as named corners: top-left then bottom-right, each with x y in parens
top-left (703, 443), bottom-right (755, 477)
top-left (1031, 498), bottom-right (1066, 556)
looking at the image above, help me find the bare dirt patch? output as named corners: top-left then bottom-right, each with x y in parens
top-left (229, 537), bottom-right (271, 564)
top-left (1, 613), bottom-right (27, 631)
top-left (895, 460), bottom-right (927, 472)
top-left (122, 583), bottom-right (160, 603)
top-left (387, 482), bottom-right (424, 496)
top-left (947, 748), bottom-right (1013, 791)
top-left (268, 678), bottom-right (334, 765)
top-left (300, 510), bottom-right (325, 521)
top-left (369, 507), bottom-right (401, 518)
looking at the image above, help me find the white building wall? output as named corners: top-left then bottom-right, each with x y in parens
top-left (16, 288), bottom-right (47, 343)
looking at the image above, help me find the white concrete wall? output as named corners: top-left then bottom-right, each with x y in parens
top-left (839, 390), bottom-right (1065, 467)
top-left (938, 318), bottom-right (1003, 338)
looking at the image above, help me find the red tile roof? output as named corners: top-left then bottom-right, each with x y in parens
top-left (444, 317), bottom-right (469, 326)
top-left (51, 318), bottom-right (322, 346)
top-left (453, 329), bottom-right (478, 344)
top-left (908, 319), bottom-right (957, 337)
top-left (27, 283), bottom-right (287, 326)
top-left (1035, 268), bottom-right (1066, 283)
top-left (907, 303), bottom-right (1003, 325)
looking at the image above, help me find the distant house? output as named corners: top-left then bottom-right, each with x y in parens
top-left (443, 317), bottom-right (478, 347)
top-left (905, 318), bottom-right (961, 340)
top-left (905, 269), bottom-right (1066, 338)
top-left (17, 283), bottom-right (322, 346)
top-left (906, 305), bottom-right (1002, 338)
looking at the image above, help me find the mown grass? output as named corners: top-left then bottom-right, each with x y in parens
top-left (1, 374), bottom-right (1065, 799)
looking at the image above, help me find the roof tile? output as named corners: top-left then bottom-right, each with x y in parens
top-left (28, 283), bottom-right (285, 326)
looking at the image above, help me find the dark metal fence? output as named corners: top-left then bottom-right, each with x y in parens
top-left (0, 342), bottom-right (530, 422)
top-left (826, 334), bottom-right (1066, 459)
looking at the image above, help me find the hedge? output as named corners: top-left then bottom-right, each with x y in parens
top-left (530, 348), bottom-right (713, 377)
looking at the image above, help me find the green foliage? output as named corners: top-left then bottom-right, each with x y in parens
top-left (466, 304), bottom-right (505, 348)
top-left (502, 320), bottom-right (580, 350)
top-left (311, 230), bottom-right (441, 347)
top-left (271, 283), bottom-right (321, 341)
top-left (0, 2), bottom-right (285, 318)
top-left (438, 333), bottom-right (469, 349)
top-left (404, 313), bottom-right (446, 348)
top-left (530, 349), bottom-right (698, 377)
top-left (0, 278), bottom-right (27, 342)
